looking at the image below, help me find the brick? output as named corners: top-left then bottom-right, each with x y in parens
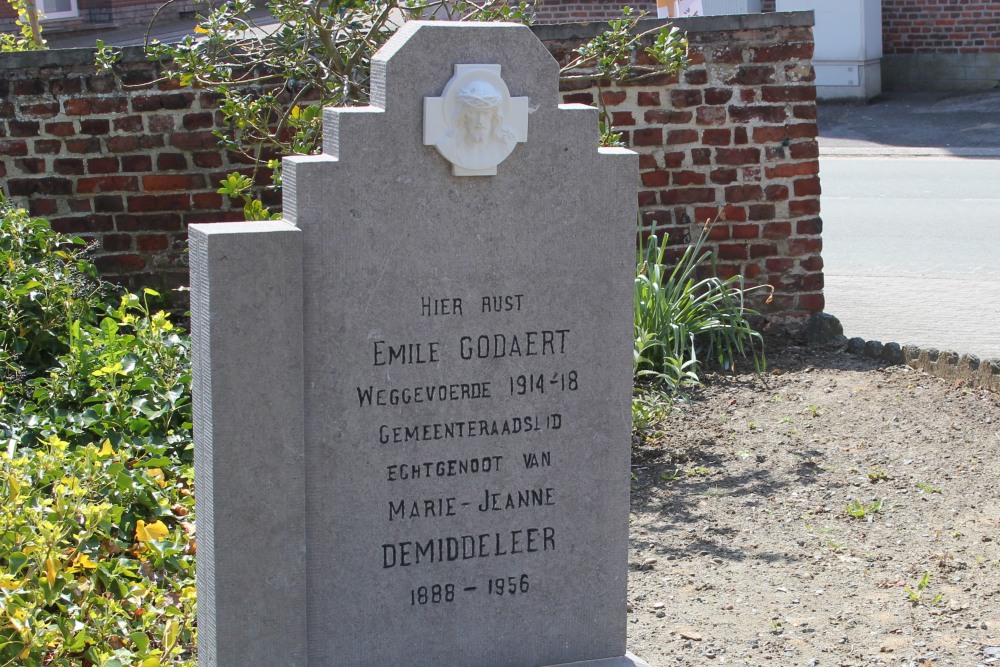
top-left (170, 130), bottom-right (220, 150)
top-left (19, 102), bottom-right (60, 118)
top-left (77, 176), bottom-right (140, 194)
top-left (794, 177), bottom-right (822, 197)
top-left (715, 147), bottom-right (760, 166)
top-left (764, 184), bottom-right (789, 200)
top-left (14, 158), bottom-right (45, 174)
top-left (752, 244), bottom-right (779, 260)
top-left (80, 119), bottom-right (111, 135)
top-left (661, 187), bottom-right (715, 205)
top-left (638, 154), bottom-right (657, 170)
top-left (710, 168), bottom-right (738, 184)
top-left (192, 192), bottom-right (225, 209)
top-left (666, 129), bottom-right (699, 145)
top-left (731, 224), bottom-right (760, 240)
top-left (6, 177), bottom-right (73, 196)
top-left (122, 155), bottom-right (153, 172)
top-left (644, 110), bottom-right (692, 125)
top-left (127, 194), bottom-right (192, 213)
top-left (789, 199), bottom-right (821, 216)
top-left (636, 92), bottom-right (660, 106)
top-left (765, 161), bottom-right (819, 178)
top-left (718, 244), bottom-right (748, 261)
top-left (725, 185), bottom-right (763, 203)
top-left (683, 69), bottom-right (709, 85)
top-left (95, 254), bottom-right (147, 274)
top-left (796, 293), bottom-right (825, 313)
top-left (51, 215), bottom-right (114, 234)
top-left (148, 115), bottom-right (175, 133)
top-left (711, 45), bottom-right (745, 64)
top-left (762, 85), bottom-right (816, 103)
top-left (87, 157), bottom-right (120, 174)
top-left (691, 148), bottom-right (711, 166)
top-left (64, 98), bottom-right (93, 115)
top-left (44, 121), bottom-right (76, 137)
top-left (632, 128), bottom-right (663, 146)
top-left (13, 79), bottom-right (45, 95)
top-left (728, 105), bottom-right (787, 124)
top-left (793, 105), bottom-right (817, 120)
top-left (9, 120), bottom-right (40, 137)
top-left (734, 127), bottom-right (749, 145)
top-left (696, 106), bottom-right (727, 126)
top-left (136, 235), bottom-right (170, 252)
top-left (157, 153), bottom-right (189, 170)
top-left (766, 257), bottom-right (795, 272)
top-left (790, 141), bottom-right (819, 159)
top-left (141, 174), bottom-right (207, 192)
top-left (748, 204), bottom-right (775, 220)
top-left (702, 129), bottom-right (730, 146)
top-left (69, 199), bottom-right (92, 213)
top-left (0, 139), bottom-right (28, 156)
top-left (797, 217), bottom-right (823, 235)
top-left (763, 222), bottom-right (792, 238)
top-left (638, 191), bottom-right (657, 207)
top-left (753, 126), bottom-right (787, 143)
top-left (641, 171), bottom-right (670, 187)
top-left (28, 199), bottom-right (58, 216)
top-left (54, 158), bottom-right (85, 175)
top-left (114, 115), bottom-right (144, 133)
top-left (800, 255), bottom-right (824, 271)
top-left (671, 89), bottom-right (703, 108)
top-left (704, 88), bottom-right (733, 105)
top-left (183, 112), bottom-right (215, 130)
top-left (34, 139), bottom-right (62, 154)
top-left (719, 205), bottom-right (747, 222)
top-left (140, 135), bottom-right (166, 150)
top-left (785, 123), bottom-right (818, 139)
top-left (94, 195), bottom-right (125, 213)
top-left (103, 234), bottom-right (133, 252)
top-left (727, 65), bottom-right (776, 86)
top-left (562, 92), bottom-right (593, 105)
top-left (106, 136), bottom-right (141, 152)
top-left (611, 111), bottom-right (635, 126)
top-left (115, 213), bottom-right (183, 231)
top-left (86, 75), bottom-right (117, 93)
top-left (600, 90), bottom-right (626, 106)
top-left (662, 152), bottom-right (685, 169)
top-left (751, 43), bottom-right (813, 62)
top-left (673, 170), bottom-right (706, 186)
top-left (50, 78), bottom-right (83, 96)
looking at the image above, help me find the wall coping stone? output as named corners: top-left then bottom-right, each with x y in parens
top-left (532, 11), bottom-right (814, 41)
top-left (0, 11), bottom-right (817, 70)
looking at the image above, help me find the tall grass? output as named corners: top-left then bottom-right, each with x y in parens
top-left (634, 217), bottom-right (772, 392)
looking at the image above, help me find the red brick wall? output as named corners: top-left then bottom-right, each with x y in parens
top-left (882, 0), bottom-right (1000, 54)
top-left (1, 13), bottom-right (823, 321)
top-left (530, 1), bottom-right (656, 23)
top-left (540, 14), bottom-right (823, 319)
top-left (0, 51), bottom-right (250, 291)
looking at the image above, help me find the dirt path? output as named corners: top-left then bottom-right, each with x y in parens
top-left (627, 340), bottom-right (1000, 667)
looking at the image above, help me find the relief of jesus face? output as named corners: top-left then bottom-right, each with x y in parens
top-left (464, 108), bottom-right (495, 145)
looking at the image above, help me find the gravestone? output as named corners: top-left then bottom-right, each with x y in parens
top-left (190, 21), bottom-right (644, 667)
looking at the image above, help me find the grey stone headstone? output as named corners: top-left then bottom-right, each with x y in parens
top-left (191, 21), bottom-right (643, 667)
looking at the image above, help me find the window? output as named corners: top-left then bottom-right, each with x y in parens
top-left (38, 0), bottom-right (79, 20)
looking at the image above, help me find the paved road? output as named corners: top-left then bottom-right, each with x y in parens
top-left (817, 91), bottom-right (1000, 361)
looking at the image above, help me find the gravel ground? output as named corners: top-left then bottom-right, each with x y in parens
top-left (626, 339), bottom-right (1000, 667)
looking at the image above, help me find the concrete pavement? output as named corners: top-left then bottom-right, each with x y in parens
top-left (818, 90), bottom-right (1000, 362)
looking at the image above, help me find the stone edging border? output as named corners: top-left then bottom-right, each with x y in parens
top-left (844, 337), bottom-right (1000, 393)
top-left (799, 313), bottom-right (999, 393)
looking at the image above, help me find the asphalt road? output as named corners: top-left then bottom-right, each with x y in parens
top-left (820, 156), bottom-right (1000, 360)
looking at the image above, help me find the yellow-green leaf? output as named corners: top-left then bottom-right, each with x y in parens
top-left (136, 520), bottom-right (169, 543)
top-left (45, 557), bottom-right (57, 586)
top-left (98, 439), bottom-right (115, 457)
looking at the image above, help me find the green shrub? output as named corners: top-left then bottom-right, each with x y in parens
top-left (1, 198), bottom-right (196, 665)
top-left (0, 193), bottom-right (104, 380)
top-left (634, 218), bottom-right (771, 392)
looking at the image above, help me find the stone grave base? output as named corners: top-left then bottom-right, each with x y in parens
top-left (551, 652), bottom-right (652, 667)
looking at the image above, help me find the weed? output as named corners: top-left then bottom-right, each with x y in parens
top-left (779, 416), bottom-right (794, 425)
top-left (805, 405), bottom-right (822, 417)
top-left (904, 572), bottom-right (943, 606)
top-left (867, 467), bottom-right (889, 483)
top-left (747, 420), bottom-right (757, 430)
top-left (685, 466), bottom-right (711, 477)
top-left (915, 481), bottom-right (942, 494)
top-left (660, 469), bottom-right (682, 482)
top-left (845, 498), bottom-right (883, 520)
